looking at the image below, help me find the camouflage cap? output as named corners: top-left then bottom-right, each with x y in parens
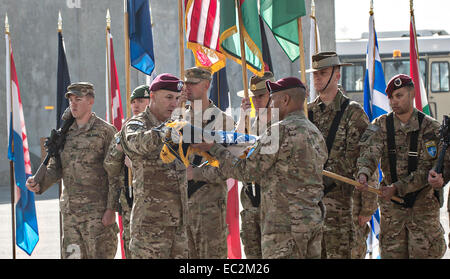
top-left (131, 84), bottom-right (150, 102)
top-left (237, 71), bottom-right (275, 97)
top-left (305, 51), bottom-right (352, 73)
top-left (65, 82), bottom-right (95, 99)
top-left (184, 67), bottom-right (212, 84)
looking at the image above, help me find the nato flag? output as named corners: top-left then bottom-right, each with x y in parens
top-left (128, 0), bottom-right (155, 75)
top-left (56, 32), bottom-right (71, 129)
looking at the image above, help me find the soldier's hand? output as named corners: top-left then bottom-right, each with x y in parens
top-left (428, 169), bottom-right (444, 189)
top-left (186, 166), bottom-right (194, 181)
top-left (124, 155), bottom-right (132, 169)
top-left (178, 87), bottom-right (188, 107)
top-left (102, 209), bottom-right (116, 227)
top-left (191, 142), bottom-right (214, 152)
top-left (356, 174), bottom-right (369, 191)
top-left (240, 97), bottom-right (252, 113)
top-left (25, 176), bottom-right (40, 193)
top-left (358, 215), bottom-right (372, 227)
top-left (381, 184), bottom-right (397, 201)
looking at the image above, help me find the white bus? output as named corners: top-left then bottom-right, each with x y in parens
top-left (337, 30), bottom-right (450, 122)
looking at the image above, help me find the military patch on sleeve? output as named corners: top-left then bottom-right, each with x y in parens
top-left (425, 140), bottom-right (437, 158)
top-left (127, 120), bottom-right (145, 132)
top-left (359, 124), bottom-right (380, 143)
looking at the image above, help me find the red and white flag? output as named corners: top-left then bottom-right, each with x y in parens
top-left (409, 9), bottom-right (430, 115)
top-left (185, 0), bottom-right (226, 73)
top-left (106, 29), bottom-right (124, 130)
top-left (106, 27), bottom-right (126, 259)
top-left (226, 178), bottom-right (242, 259)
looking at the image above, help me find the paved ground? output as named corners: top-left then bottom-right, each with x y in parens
top-left (0, 183), bottom-right (449, 259)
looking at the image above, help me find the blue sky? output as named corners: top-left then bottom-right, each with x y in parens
top-left (335, 0), bottom-right (450, 39)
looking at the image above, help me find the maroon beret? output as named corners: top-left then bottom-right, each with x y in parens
top-left (385, 74), bottom-right (414, 97)
top-left (265, 77), bottom-right (306, 95)
top-left (150, 73), bottom-right (184, 93)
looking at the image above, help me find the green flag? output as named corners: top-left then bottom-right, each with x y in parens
top-left (260, 0), bottom-right (306, 62)
top-left (219, 0), bottom-right (264, 76)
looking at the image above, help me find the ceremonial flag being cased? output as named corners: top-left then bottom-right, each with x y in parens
top-left (409, 8), bottom-right (430, 115)
top-left (128, 0), bottom-right (155, 75)
top-left (309, 1), bottom-right (321, 102)
top-left (363, 10), bottom-right (389, 259)
top-left (185, 0), bottom-right (226, 73)
top-left (6, 31), bottom-right (39, 256)
top-left (219, 0), bottom-right (265, 76)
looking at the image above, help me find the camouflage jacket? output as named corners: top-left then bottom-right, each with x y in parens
top-left (209, 110), bottom-right (328, 235)
top-left (308, 90), bottom-right (378, 216)
top-left (39, 113), bottom-right (118, 213)
top-left (103, 131), bottom-right (127, 211)
top-left (120, 106), bottom-right (188, 226)
top-left (357, 109), bottom-right (441, 207)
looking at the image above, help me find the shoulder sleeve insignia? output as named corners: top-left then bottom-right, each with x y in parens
top-left (425, 140), bottom-right (437, 159)
top-left (359, 124), bottom-right (379, 143)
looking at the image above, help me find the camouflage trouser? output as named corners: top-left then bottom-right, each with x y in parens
top-left (321, 186), bottom-right (353, 259)
top-left (351, 218), bottom-right (370, 259)
top-left (261, 226), bottom-right (322, 259)
top-left (379, 199), bottom-right (446, 259)
top-left (129, 224), bottom-right (189, 259)
top-left (187, 198), bottom-right (228, 258)
top-left (62, 210), bottom-right (118, 259)
top-left (119, 191), bottom-right (132, 259)
top-left (240, 186), bottom-right (262, 259)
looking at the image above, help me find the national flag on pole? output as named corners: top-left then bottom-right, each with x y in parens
top-left (6, 30), bottom-right (39, 256)
top-left (208, 65), bottom-right (241, 259)
top-left (259, 16), bottom-right (273, 73)
top-left (185, 0), bottom-right (226, 74)
top-left (209, 67), bottom-right (230, 113)
top-left (106, 23), bottom-right (126, 259)
top-left (363, 9), bottom-right (389, 259)
top-left (128, 0), bottom-right (155, 75)
top-left (56, 31), bottom-right (71, 129)
top-left (260, 0), bottom-right (306, 62)
top-left (309, 1), bottom-right (321, 102)
top-left (219, 0), bottom-right (265, 76)
top-left (409, 7), bottom-right (430, 115)
top-left (106, 29), bottom-right (124, 131)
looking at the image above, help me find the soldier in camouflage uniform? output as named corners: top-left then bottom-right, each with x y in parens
top-left (120, 74), bottom-right (189, 259)
top-left (234, 72), bottom-right (275, 259)
top-left (192, 77), bottom-right (328, 259)
top-left (306, 52), bottom-right (378, 259)
top-left (182, 67), bottom-right (235, 258)
top-left (26, 82), bottom-right (119, 259)
top-left (357, 74), bottom-right (446, 258)
top-left (103, 85), bottom-right (150, 258)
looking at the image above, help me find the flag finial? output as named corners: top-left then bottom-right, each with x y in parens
top-left (5, 13), bottom-right (9, 34)
top-left (58, 11), bottom-right (62, 32)
top-left (311, 0), bottom-right (316, 17)
top-left (106, 9), bottom-right (111, 30)
top-left (370, 0), bottom-right (374, 15)
top-left (410, 0), bottom-right (414, 13)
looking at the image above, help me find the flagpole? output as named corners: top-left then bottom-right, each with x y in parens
top-left (297, 17), bottom-right (308, 116)
top-left (57, 11), bottom-right (64, 259)
top-left (370, 1), bottom-right (376, 97)
top-left (106, 9), bottom-right (113, 123)
top-left (124, 0), bottom-right (131, 119)
top-left (178, 0), bottom-right (186, 114)
top-left (5, 14), bottom-right (16, 260)
top-left (236, 0), bottom-right (250, 132)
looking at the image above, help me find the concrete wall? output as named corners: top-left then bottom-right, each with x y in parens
top-left (0, 0), bottom-right (335, 186)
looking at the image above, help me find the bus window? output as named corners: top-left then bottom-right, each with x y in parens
top-left (383, 59), bottom-right (426, 87)
top-left (431, 62), bottom-right (449, 92)
top-left (341, 64), bottom-right (364, 92)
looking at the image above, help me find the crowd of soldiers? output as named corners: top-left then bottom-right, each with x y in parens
top-left (24, 51), bottom-right (449, 259)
